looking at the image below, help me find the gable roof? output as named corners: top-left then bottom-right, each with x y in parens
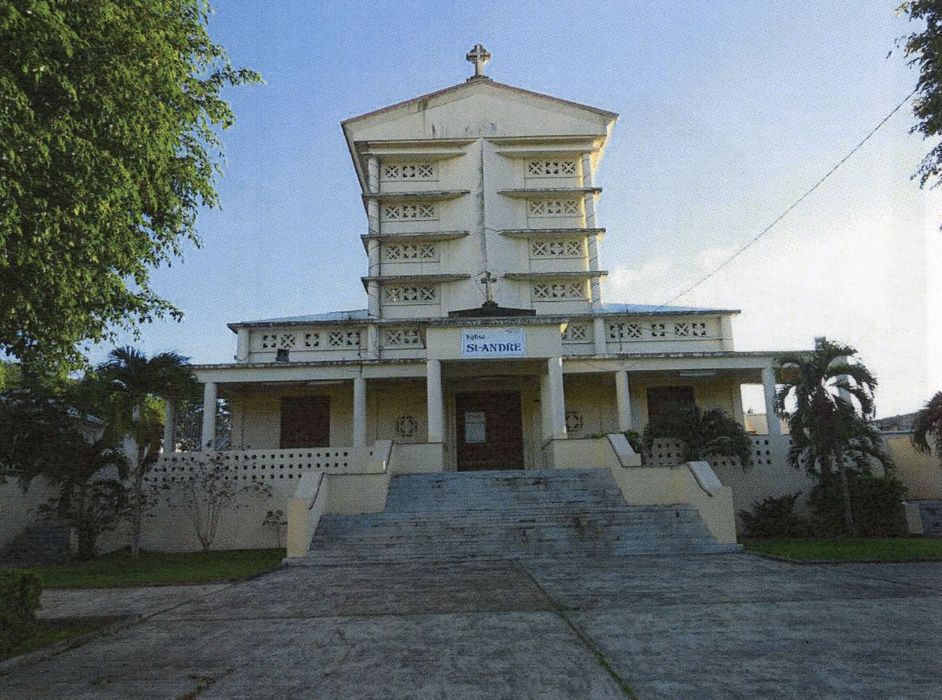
top-left (341, 77), bottom-right (618, 128)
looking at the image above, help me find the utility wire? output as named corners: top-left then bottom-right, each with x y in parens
top-left (653, 87), bottom-right (919, 311)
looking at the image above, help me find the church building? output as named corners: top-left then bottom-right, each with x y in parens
top-left (157, 46), bottom-right (810, 552)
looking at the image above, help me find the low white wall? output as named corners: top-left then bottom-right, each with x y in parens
top-left (541, 434), bottom-right (737, 544)
top-left (0, 477), bottom-right (57, 549)
top-left (389, 442), bottom-right (446, 474)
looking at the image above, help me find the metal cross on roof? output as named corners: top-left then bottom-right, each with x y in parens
top-left (479, 271), bottom-right (497, 303)
top-left (466, 44), bottom-right (491, 78)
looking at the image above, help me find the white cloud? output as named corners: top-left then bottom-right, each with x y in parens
top-left (603, 211), bottom-right (930, 417)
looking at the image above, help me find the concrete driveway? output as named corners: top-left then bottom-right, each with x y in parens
top-left (1, 554), bottom-right (940, 698)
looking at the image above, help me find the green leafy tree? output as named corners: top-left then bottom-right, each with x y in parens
top-left (641, 405), bottom-right (752, 467)
top-left (912, 391), bottom-right (942, 465)
top-left (97, 346), bottom-right (198, 556)
top-left (0, 387), bottom-right (80, 484)
top-left (774, 341), bottom-right (893, 535)
top-left (0, 0), bottom-right (260, 370)
top-left (900, 1), bottom-right (942, 188)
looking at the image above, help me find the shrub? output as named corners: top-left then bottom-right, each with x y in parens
top-left (739, 492), bottom-right (808, 538)
top-left (0, 569), bottom-right (42, 657)
top-left (642, 406), bottom-right (753, 467)
top-left (808, 475), bottom-right (908, 537)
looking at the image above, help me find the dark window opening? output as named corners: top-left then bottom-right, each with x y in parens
top-left (280, 396), bottom-right (330, 448)
top-left (646, 386), bottom-right (696, 424)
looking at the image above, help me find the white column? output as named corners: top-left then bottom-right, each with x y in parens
top-left (353, 376), bottom-right (367, 448)
top-left (236, 328), bottom-right (250, 362)
top-left (539, 373), bottom-right (551, 441)
top-left (367, 156), bottom-right (382, 319)
top-left (581, 153), bottom-right (602, 310)
top-left (614, 369), bottom-right (633, 433)
top-left (201, 381), bottom-right (218, 450)
top-left (366, 323), bottom-right (379, 360)
top-left (762, 367), bottom-right (782, 435)
top-left (426, 360), bottom-right (444, 443)
top-left (720, 314), bottom-right (735, 351)
top-left (163, 400), bottom-right (176, 454)
top-left (367, 281), bottom-right (381, 319)
top-left (593, 316), bottom-right (607, 355)
top-left (547, 356), bottom-right (567, 440)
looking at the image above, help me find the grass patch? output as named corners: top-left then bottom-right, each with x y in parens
top-left (745, 537), bottom-right (942, 562)
top-left (2, 617), bottom-right (118, 661)
top-left (13, 549), bottom-right (284, 589)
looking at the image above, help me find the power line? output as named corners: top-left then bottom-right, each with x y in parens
top-left (653, 87), bottom-right (919, 311)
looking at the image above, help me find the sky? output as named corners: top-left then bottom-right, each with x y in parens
top-left (90, 0), bottom-right (941, 417)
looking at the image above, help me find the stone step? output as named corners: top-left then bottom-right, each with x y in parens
top-left (305, 467), bottom-right (731, 564)
top-left (303, 542), bottom-right (740, 565)
top-left (316, 505), bottom-right (703, 531)
top-left (383, 469), bottom-right (628, 512)
top-left (0, 525), bottom-right (72, 566)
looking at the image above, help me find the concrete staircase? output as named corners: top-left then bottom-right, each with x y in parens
top-left (0, 525), bottom-right (72, 566)
top-left (304, 469), bottom-right (737, 564)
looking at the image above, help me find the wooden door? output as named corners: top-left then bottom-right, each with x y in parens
top-left (280, 396), bottom-right (330, 448)
top-left (455, 391), bottom-right (524, 471)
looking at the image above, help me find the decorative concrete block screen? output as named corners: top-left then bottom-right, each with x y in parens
top-left (646, 436), bottom-right (775, 469)
top-left (644, 435), bottom-right (864, 473)
top-left (646, 438), bottom-right (687, 467)
top-left (151, 446), bottom-right (383, 484)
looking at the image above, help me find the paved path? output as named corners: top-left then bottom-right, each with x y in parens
top-left (2, 554), bottom-right (941, 698)
top-left (37, 584), bottom-right (231, 620)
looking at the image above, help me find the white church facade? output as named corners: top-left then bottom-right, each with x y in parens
top-left (156, 47), bottom-right (815, 554)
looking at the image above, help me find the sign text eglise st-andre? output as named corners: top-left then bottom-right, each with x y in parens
top-left (460, 328), bottom-right (525, 358)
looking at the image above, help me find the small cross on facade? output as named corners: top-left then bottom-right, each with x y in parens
top-left (479, 271), bottom-right (497, 303)
top-left (466, 44), bottom-right (491, 78)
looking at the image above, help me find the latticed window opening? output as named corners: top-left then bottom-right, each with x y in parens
top-left (562, 323), bottom-right (590, 343)
top-left (303, 333), bottom-right (320, 348)
top-left (260, 333), bottom-right (297, 350)
top-left (532, 281), bottom-right (586, 300)
top-left (607, 322), bottom-right (642, 341)
top-left (530, 239), bottom-right (584, 258)
top-left (381, 163), bottom-right (435, 181)
top-left (674, 321), bottom-right (708, 337)
top-left (381, 203), bottom-right (437, 221)
top-left (383, 286), bottom-right (437, 304)
top-left (526, 159), bottom-right (577, 177)
top-left (383, 243), bottom-right (437, 261)
top-left (527, 199), bottom-right (580, 217)
top-left (649, 323), bottom-right (667, 338)
top-left (383, 328), bottom-right (423, 347)
top-left (327, 330), bottom-right (361, 348)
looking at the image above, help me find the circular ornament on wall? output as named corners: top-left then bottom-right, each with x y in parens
top-left (565, 411), bottom-right (584, 434)
top-left (395, 414), bottom-right (419, 438)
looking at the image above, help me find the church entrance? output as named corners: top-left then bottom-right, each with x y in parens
top-left (455, 391), bottom-right (524, 471)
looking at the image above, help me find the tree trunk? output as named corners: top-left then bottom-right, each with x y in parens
top-left (78, 528), bottom-right (96, 561)
top-left (130, 466), bottom-right (143, 558)
top-left (836, 449), bottom-right (857, 536)
top-left (130, 401), bottom-right (144, 558)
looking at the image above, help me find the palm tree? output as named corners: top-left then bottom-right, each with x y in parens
top-left (98, 347), bottom-right (198, 556)
top-left (774, 340), bottom-right (892, 535)
top-left (39, 437), bottom-right (130, 560)
top-left (912, 391), bottom-right (942, 465)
